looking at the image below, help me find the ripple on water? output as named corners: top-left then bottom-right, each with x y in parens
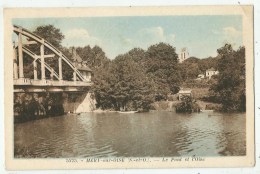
top-left (14, 112), bottom-right (246, 158)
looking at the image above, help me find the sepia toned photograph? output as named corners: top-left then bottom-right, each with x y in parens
top-left (4, 6), bottom-right (254, 169)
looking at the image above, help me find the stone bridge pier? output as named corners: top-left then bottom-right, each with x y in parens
top-left (14, 90), bottom-right (96, 123)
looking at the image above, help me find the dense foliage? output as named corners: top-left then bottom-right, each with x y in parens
top-left (22, 25), bottom-right (70, 80)
top-left (179, 56), bottom-right (220, 82)
top-left (94, 55), bottom-right (154, 111)
top-left (21, 25), bottom-right (246, 112)
top-left (145, 43), bottom-right (181, 99)
top-left (33, 25), bottom-right (65, 49)
top-left (71, 42), bottom-right (181, 111)
top-left (176, 96), bottom-right (192, 113)
top-left (209, 44), bottom-right (246, 112)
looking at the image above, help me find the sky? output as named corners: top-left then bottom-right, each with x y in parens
top-left (13, 15), bottom-right (242, 59)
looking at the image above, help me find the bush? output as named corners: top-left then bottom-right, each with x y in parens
top-left (176, 96), bottom-right (192, 113)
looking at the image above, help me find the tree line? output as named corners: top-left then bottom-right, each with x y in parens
top-left (20, 25), bottom-right (246, 112)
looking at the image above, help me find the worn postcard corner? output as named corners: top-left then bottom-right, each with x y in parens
top-left (4, 6), bottom-right (254, 170)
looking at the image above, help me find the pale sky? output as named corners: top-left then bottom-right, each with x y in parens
top-left (13, 15), bottom-right (242, 59)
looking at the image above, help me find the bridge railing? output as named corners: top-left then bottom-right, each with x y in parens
top-left (13, 78), bottom-right (31, 85)
top-left (31, 80), bottom-right (51, 86)
top-left (14, 79), bottom-right (92, 87)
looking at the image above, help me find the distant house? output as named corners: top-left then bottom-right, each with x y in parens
top-left (205, 67), bottom-right (219, 79)
top-left (178, 89), bottom-right (192, 101)
top-left (70, 47), bottom-right (92, 82)
top-left (178, 47), bottom-right (189, 63)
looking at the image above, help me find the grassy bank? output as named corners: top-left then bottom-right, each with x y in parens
top-left (151, 101), bottom-right (182, 111)
top-left (196, 100), bottom-right (222, 111)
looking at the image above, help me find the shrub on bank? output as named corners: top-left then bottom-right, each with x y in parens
top-left (176, 96), bottom-right (193, 113)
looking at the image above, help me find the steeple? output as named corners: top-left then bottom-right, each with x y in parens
top-left (179, 47), bottom-right (189, 63)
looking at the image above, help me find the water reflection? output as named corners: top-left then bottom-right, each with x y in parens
top-left (14, 111), bottom-right (246, 158)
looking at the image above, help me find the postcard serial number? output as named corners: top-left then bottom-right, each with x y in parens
top-left (66, 158), bottom-right (78, 163)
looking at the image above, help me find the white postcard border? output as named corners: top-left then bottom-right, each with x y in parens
top-left (4, 6), bottom-right (255, 170)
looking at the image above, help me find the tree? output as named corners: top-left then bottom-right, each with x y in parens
top-left (92, 62), bottom-right (115, 109)
top-left (20, 25), bottom-right (65, 80)
top-left (179, 59), bottom-right (201, 81)
top-left (113, 55), bottom-right (155, 111)
top-left (74, 45), bottom-right (110, 71)
top-left (184, 57), bottom-right (200, 64)
top-left (145, 42), bottom-right (181, 97)
top-left (76, 46), bottom-right (93, 65)
top-left (128, 48), bottom-right (146, 63)
top-left (30, 25), bottom-right (78, 81)
top-left (176, 95), bottom-right (192, 113)
top-left (210, 44), bottom-right (245, 112)
top-left (33, 25), bottom-right (64, 49)
top-left (93, 53), bottom-right (154, 111)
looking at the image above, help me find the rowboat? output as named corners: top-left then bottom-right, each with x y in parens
top-left (201, 109), bottom-right (214, 113)
top-left (118, 111), bottom-right (138, 114)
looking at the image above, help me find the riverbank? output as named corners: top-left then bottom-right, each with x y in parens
top-left (151, 99), bottom-right (222, 112)
top-left (67, 99), bottom-right (221, 114)
top-left (91, 109), bottom-right (117, 113)
top-left (13, 91), bottom-right (223, 124)
top-left (151, 101), bottom-right (182, 112)
top-left (196, 100), bottom-right (222, 111)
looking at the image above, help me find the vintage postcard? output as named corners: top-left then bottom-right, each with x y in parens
top-left (4, 6), bottom-right (254, 170)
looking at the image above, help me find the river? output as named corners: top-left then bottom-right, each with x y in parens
top-left (14, 111), bottom-right (246, 158)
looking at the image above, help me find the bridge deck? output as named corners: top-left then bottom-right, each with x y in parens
top-left (14, 78), bottom-right (92, 92)
top-left (14, 78), bottom-right (92, 86)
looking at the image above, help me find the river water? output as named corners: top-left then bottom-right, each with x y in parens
top-left (14, 111), bottom-right (246, 158)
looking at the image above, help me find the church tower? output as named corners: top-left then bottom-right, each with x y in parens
top-left (179, 47), bottom-right (189, 63)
